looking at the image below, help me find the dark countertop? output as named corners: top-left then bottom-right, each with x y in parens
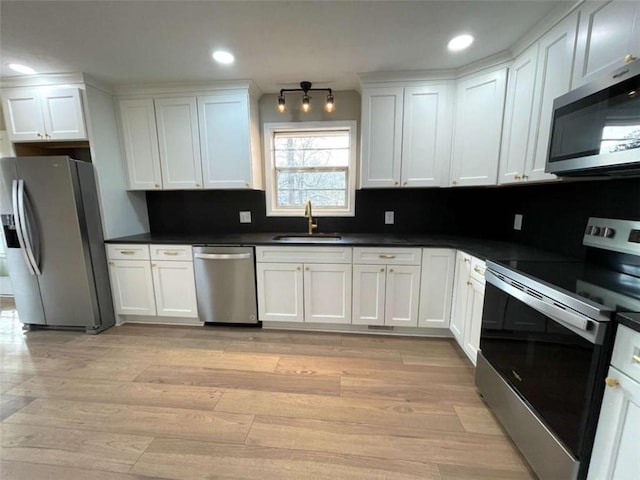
top-left (616, 312), bottom-right (640, 333)
top-left (106, 232), bottom-right (571, 263)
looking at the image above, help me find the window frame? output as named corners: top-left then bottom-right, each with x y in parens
top-left (263, 121), bottom-right (357, 217)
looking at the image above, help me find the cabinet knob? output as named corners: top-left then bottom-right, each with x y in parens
top-left (605, 377), bottom-right (619, 388)
top-left (467, 281), bottom-right (472, 286)
top-left (394, 181), bottom-right (399, 186)
top-left (305, 267), bottom-right (310, 271)
top-left (632, 354), bottom-right (640, 364)
top-left (108, 261), bottom-right (114, 266)
top-left (195, 183), bottom-right (201, 187)
top-left (37, 133), bottom-right (43, 138)
top-left (380, 268), bottom-right (385, 272)
top-left (151, 263), bottom-right (157, 267)
top-left (514, 175), bottom-right (521, 180)
top-left (452, 180), bottom-right (458, 185)
top-left (246, 183), bottom-right (250, 187)
top-left (403, 181), bottom-right (408, 186)
top-left (389, 268), bottom-right (394, 273)
top-left (45, 133), bottom-right (51, 139)
top-left (522, 174), bottom-right (529, 180)
top-left (464, 258), bottom-right (470, 264)
top-left (155, 184), bottom-right (160, 188)
top-left (624, 54), bottom-right (637, 63)
top-left (297, 267), bottom-right (301, 271)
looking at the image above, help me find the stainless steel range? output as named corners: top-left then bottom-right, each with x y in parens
top-left (476, 217), bottom-right (640, 480)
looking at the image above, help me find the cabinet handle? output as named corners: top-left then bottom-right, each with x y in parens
top-left (120, 250), bottom-right (136, 255)
top-left (624, 54), bottom-right (637, 63)
top-left (605, 377), bottom-right (619, 388)
top-left (632, 354), bottom-right (640, 364)
top-left (474, 267), bottom-right (485, 276)
top-left (379, 254), bottom-right (396, 259)
top-left (163, 251), bottom-right (179, 256)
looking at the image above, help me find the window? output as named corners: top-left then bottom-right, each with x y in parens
top-left (264, 121), bottom-right (357, 216)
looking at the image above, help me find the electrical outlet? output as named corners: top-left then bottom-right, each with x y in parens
top-left (239, 211), bottom-right (251, 223)
top-left (385, 211), bottom-right (394, 225)
top-left (514, 213), bottom-right (523, 231)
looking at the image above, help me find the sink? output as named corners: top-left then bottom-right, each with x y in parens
top-left (273, 234), bottom-right (342, 242)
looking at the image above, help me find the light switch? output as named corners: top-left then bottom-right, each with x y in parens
top-left (514, 214), bottom-right (523, 231)
top-left (239, 211), bottom-right (252, 223)
top-left (385, 211), bottom-right (394, 225)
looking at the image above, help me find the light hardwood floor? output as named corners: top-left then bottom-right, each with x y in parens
top-left (0, 297), bottom-right (537, 479)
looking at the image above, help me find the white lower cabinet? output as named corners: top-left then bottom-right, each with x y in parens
top-left (352, 248), bottom-right (421, 327)
top-left (151, 260), bottom-right (198, 318)
top-left (418, 249), bottom-right (456, 328)
top-left (588, 325), bottom-right (640, 480)
top-left (256, 263), bottom-right (304, 322)
top-left (108, 259), bottom-right (156, 316)
top-left (450, 251), bottom-right (486, 364)
top-left (304, 264), bottom-right (352, 324)
top-left (107, 244), bottom-right (198, 321)
top-left (255, 247), bottom-right (352, 324)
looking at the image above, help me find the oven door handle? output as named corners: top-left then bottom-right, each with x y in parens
top-left (487, 271), bottom-right (604, 345)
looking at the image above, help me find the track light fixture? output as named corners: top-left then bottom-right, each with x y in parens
top-left (277, 81), bottom-right (335, 113)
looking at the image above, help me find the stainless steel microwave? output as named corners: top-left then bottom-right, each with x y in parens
top-left (546, 61), bottom-right (640, 176)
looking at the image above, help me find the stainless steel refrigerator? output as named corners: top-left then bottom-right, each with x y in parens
top-left (0, 156), bottom-right (114, 333)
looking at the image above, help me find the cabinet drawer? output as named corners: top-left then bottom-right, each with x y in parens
top-left (150, 244), bottom-right (193, 261)
top-left (255, 246), bottom-right (352, 264)
top-left (107, 244), bottom-right (150, 261)
top-left (353, 248), bottom-right (422, 266)
top-left (611, 325), bottom-right (640, 383)
top-left (470, 257), bottom-right (487, 283)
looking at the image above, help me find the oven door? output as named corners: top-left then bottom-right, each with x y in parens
top-left (480, 272), bottom-right (610, 461)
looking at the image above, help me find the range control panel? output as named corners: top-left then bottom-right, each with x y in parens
top-left (583, 217), bottom-right (640, 255)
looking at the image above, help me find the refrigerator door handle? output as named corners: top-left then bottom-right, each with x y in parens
top-left (12, 180), bottom-right (35, 275)
top-left (16, 180), bottom-right (41, 276)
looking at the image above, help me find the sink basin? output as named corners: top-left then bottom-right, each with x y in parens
top-left (273, 234), bottom-right (342, 242)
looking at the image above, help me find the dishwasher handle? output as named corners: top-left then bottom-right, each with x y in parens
top-left (194, 253), bottom-right (252, 260)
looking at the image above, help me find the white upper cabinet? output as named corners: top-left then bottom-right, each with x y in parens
top-left (527, 12), bottom-right (578, 183)
top-left (450, 68), bottom-right (507, 187)
top-left (116, 85), bottom-right (261, 191)
top-left (360, 87), bottom-right (404, 188)
top-left (2, 87), bottom-right (87, 142)
top-left (155, 97), bottom-right (203, 190)
top-left (573, 0), bottom-right (640, 88)
top-left (499, 44), bottom-right (539, 185)
top-left (401, 85), bottom-right (453, 187)
top-left (118, 98), bottom-right (163, 190)
top-left (198, 93), bottom-right (254, 189)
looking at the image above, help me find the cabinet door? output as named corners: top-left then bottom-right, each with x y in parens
top-left (155, 97), bottom-right (202, 190)
top-left (198, 94), bottom-right (252, 189)
top-left (304, 264), bottom-right (352, 324)
top-left (256, 263), bottom-right (303, 322)
top-left (450, 252), bottom-right (471, 343)
top-left (40, 88), bottom-right (87, 140)
top-left (574, 0), bottom-right (640, 88)
top-left (108, 260), bottom-right (156, 316)
top-left (588, 366), bottom-right (640, 480)
top-left (360, 87), bottom-right (403, 188)
top-left (384, 265), bottom-right (421, 327)
top-left (450, 68), bottom-right (507, 186)
top-left (463, 276), bottom-right (485, 366)
top-left (2, 89), bottom-right (45, 141)
top-left (418, 249), bottom-right (456, 328)
top-left (401, 85), bottom-right (453, 187)
top-left (499, 44), bottom-right (539, 185)
top-left (118, 99), bottom-right (163, 190)
top-left (352, 264), bottom-right (386, 326)
top-left (526, 12), bottom-right (578, 183)
top-left (151, 260), bottom-right (198, 318)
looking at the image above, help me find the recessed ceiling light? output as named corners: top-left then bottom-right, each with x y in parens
top-left (212, 50), bottom-right (235, 65)
top-left (447, 34), bottom-right (474, 52)
top-left (8, 63), bottom-right (36, 74)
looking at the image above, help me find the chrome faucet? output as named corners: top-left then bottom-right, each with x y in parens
top-left (304, 200), bottom-right (318, 235)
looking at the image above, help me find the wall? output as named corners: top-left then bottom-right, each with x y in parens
top-left (147, 177), bottom-right (640, 259)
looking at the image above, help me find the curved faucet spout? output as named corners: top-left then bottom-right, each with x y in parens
top-left (304, 200), bottom-right (318, 235)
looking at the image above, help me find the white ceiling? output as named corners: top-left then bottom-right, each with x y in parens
top-left (0, 1), bottom-right (567, 93)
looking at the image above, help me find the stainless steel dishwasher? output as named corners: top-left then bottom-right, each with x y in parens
top-left (193, 246), bottom-right (259, 325)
